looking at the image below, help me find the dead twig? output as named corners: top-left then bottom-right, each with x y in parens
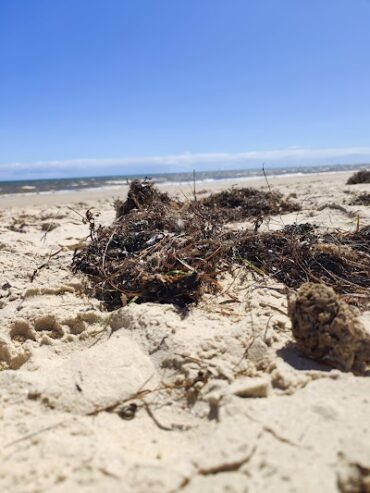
top-left (30, 247), bottom-right (64, 282)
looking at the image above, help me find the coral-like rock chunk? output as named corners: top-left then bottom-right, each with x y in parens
top-left (288, 283), bottom-right (370, 374)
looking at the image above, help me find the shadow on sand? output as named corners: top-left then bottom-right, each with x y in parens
top-left (277, 343), bottom-right (332, 372)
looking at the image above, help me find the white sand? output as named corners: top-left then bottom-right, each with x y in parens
top-left (0, 171), bottom-right (369, 492)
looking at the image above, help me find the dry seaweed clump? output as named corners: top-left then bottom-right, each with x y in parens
top-left (347, 169), bottom-right (370, 185)
top-left (350, 192), bottom-right (370, 206)
top-left (234, 224), bottom-right (370, 306)
top-left (72, 180), bottom-right (230, 309)
top-left (288, 283), bottom-right (370, 374)
top-left (114, 179), bottom-right (174, 218)
top-left (200, 187), bottom-right (300, 222)
top-left (72, 179), bottom-right (370, 310)
top-left (339, 225), bottom-right (370, 255)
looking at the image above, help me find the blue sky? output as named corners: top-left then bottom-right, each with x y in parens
top-left (1, 0), bottom-right (370, 179)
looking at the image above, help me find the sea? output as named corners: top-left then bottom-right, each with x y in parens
top-left (0, 163), bottom-right (367, 197)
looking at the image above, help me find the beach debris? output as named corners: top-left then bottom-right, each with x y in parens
top-left (114, 178), bottom-right (173, 218)
top-left (347, 169), bottom-right (370, 185)
top-left (40, 222), bottom-right (58, 232)
top-left (30, 247), bottom-right (64, 282)
top-left (350, 192), bottom-right (370, 206)
top-left (316, 202), bottom-right (355, 218)
top-left (116, 402), bottom-right (138, 420)
top-left (200, 186), bottom-right (300, 222)
top-left (72, 180), bottom-right (229, 308)
top-left (288, 283), bottom-right (370, 374)
top-left (234, 225), bottom-right (370, 306)
top-left (72, 180), bottom-right (370, 309)
top-left (337, 458), bottom-right (370, 493)
top-left (8, 220), bottom-right (27, 233)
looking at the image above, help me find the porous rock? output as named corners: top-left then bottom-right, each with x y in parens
top-left (288, 283), bottom-right (370, 374)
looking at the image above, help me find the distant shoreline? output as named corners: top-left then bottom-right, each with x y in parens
top-left (0, 168), bottom-right (364, 209)
top-left (0, 162), bottom-right (367, 197)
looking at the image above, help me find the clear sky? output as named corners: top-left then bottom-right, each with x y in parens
top-left (1, 0), bottom-right (370, 179)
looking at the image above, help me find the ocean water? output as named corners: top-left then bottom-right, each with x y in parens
top-left (0, 163), bottom-right (366, 196)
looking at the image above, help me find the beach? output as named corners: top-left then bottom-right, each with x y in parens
top-left (0, 170), bottom-right (370, 492)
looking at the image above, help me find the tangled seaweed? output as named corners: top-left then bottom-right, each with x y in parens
top-left (200, 187), bottom-right (300, 222)
top-left (72, 180), bottom-right (370, 309)
top-left (234, 224), bottom-right (370, 305)
top-left (347, 169), bottom-right (370, 185)
top-left (72, 180), bottom-right (230, 308)
top-left (350, 192), bottom-right (370, 206)
top-left (114, 179), bottom-right (174, 218)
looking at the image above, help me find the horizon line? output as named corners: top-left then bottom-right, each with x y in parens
top-left (1, 146), bottom-right (370, 180)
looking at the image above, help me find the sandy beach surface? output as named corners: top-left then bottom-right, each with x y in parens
top-left (1, 171), bottom-right (370, 493)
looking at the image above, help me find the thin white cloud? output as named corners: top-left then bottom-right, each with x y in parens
top-left (1, 146), bottom-right (370, 179)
